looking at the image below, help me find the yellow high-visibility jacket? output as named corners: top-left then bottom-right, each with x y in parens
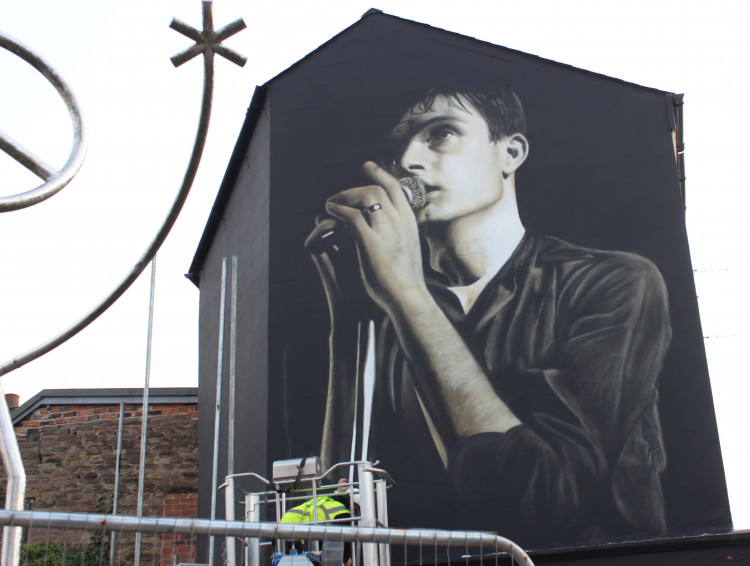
top-left (281, 496), bottom-right (350, 524)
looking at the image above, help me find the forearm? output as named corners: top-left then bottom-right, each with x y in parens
top-left (384, 286), bottom-right (521, 446)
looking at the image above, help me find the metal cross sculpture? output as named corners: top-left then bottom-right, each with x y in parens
top-left (170, 1), bottom-right (247, 69)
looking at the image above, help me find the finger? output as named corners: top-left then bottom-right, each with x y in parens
top-left (305, 218), bottom-right (340, 252)
top-left (327, 185), bottom-right (389, 210)
top-left (362, 161), bottom-right (404, 207)
top-left (326, 202), bottom-right (390, 251)
top-left (310, 253), bottom-right (339, 295)
top-left (362, 204), bottom-right (392, 230)
top-left (327, 198), bottom-right (395, 238)
top-left (325, 201), bottom-right (369, 227)
top-left (314, 212), bottom-right (331, 224)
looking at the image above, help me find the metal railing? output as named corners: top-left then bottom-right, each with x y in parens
top-left (0, 510), bottom-right (534, 566)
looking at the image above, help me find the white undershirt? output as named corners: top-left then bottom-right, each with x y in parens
top-left (447, 274), bottom-right (495, 314)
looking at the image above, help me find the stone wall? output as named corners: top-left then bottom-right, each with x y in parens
top-left (1, 400), bottom-right (198, 563)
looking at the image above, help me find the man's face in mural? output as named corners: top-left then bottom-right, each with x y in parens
top-left (390, 95), bottom-right (527, 225)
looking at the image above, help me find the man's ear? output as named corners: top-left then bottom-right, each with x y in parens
top-left (501, 133), bottom-right (529, 176)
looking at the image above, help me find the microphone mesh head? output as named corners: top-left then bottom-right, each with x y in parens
top-left (400, 177), bottom-right (426, 211)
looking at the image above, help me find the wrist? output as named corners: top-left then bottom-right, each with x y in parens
top-left (383, 284), bottom-right (436, 320)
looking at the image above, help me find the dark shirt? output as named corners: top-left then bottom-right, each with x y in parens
top-left (371, 233), bottom-right (672, 547)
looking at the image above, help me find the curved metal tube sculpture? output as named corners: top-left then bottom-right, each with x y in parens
top-left (0, 32), bottom-right (88, 212)
top-left (0, 6), bottom-right (244, 565)
top-left (0, 2), bottom-right (246, 377)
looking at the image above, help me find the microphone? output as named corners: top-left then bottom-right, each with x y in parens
top-left (312, 177), bottom-right (426, 251)
top-left (399, 177), bottom-right (426, 211)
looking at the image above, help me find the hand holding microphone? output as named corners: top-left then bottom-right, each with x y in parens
top-left (318, 162), bottom-right (429, 313)
top-left (306, 172), bottom-right (425, 253)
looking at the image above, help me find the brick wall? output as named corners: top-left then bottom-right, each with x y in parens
top-left (161, 493), bottom-right (199, 566)
top-left (1, 400), bottom-right (198, 563)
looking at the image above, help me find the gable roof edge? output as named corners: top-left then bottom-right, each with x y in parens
top-left (186, 85), bottom-right (268, 287)
top-left (186, 10), bottom-right (678, 285)
top-left (265, 10), bottom-right (675, 96)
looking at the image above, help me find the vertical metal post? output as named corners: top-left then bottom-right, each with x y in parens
top-left (277, 493), bottom-right (285, 554)
top-left (227, 255), bottom-right (238, 476)
top-left (245, 492), bottom-right (261, 566)
top-left (224, 477), bottom-right (236, 566)
top-left (225, 256), bottom-right (238, 566)
top-left (357, 464), bottom-right (378, 566)
top-left (311, 481), bottom-right (319, 552)
top-left (110, 401), bottom-right (125, 566)
top-left (0, 382), bottom-right (25, 566)
top-left (209, 258), bottom-right (228, 566)
top-left (135, 256), bottom-right (157, 566)
top-left (375, 479), bottom-right (389, 566)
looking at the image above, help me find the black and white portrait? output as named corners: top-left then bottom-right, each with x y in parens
top-left (264, 14), bottom-right (731, 551)
top-left (304, 82), bottom-right (670, 545)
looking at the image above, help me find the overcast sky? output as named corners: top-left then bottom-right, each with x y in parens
top-left (1, 0), bottom-right (748, 529)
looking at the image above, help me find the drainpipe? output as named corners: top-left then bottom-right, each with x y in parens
top-left (672, 94), bottom-right (686, 210)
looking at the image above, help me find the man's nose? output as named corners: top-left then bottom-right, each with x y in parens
top-left (400, 139), bottom-right (427, 172)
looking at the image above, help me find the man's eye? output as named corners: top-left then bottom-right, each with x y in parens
top-left (427, 126), bottom-right (455, 145)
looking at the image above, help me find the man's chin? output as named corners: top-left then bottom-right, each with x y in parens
top-left (417, 208), bottom-right (454, 230)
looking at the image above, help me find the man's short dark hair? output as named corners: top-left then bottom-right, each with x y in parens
top-left (413, 84), bottom-right (527, 141)
top-left (380, 81), bottom-right (527, 170)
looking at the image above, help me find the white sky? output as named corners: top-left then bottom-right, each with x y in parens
top-left (1, 0), bottom-right (749, 530)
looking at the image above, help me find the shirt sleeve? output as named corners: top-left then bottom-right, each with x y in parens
top-left (448, 251), bottom-right (672, 543)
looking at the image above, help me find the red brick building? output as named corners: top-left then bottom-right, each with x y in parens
top-left (3, 388), bottom-right (199, 565)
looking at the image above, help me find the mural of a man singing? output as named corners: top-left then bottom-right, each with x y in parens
top-left (304, 82), bottom-right (672, 546)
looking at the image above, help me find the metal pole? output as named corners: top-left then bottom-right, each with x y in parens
top-left (357, 464), bottom-right (377, 566)
top-left (110, 401), bottom-right (125, 566)
top-left (228, 255), bottom-right (238, 478)
top-left (135, 256), bottom-right (157, 566)
top-left (245, 493), bottom-right (261, 566)
top-left (311, 481), bottom-right (319, 552)
top-left (0, 382), bottom-right (25, 566)
top-left (375, 479), bottom-right (389, 566)
top-left (209, 257), bottom-right (229, 566)
top-left (224, 477), bottom-right (236, 566)
top-left (225, 255), bottom-right (238, 566)
top-left (276, 494), bottom-right (284, 554)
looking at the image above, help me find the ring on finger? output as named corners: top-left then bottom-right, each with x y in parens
top-left (363, 203), bottom-right (383, 215)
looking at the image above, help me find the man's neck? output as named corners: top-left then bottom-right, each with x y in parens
top-left (423, 188), bottom-right (525, 287)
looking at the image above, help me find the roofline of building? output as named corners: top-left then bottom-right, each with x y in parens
top-left (11, 387), bottom-right (199, 424)
top-left (186, 84), bottom-right (267, 287)
top-left (185, 9), bottom-right (677, 283)
top-left (265, 9), bottom-right (674, 98)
